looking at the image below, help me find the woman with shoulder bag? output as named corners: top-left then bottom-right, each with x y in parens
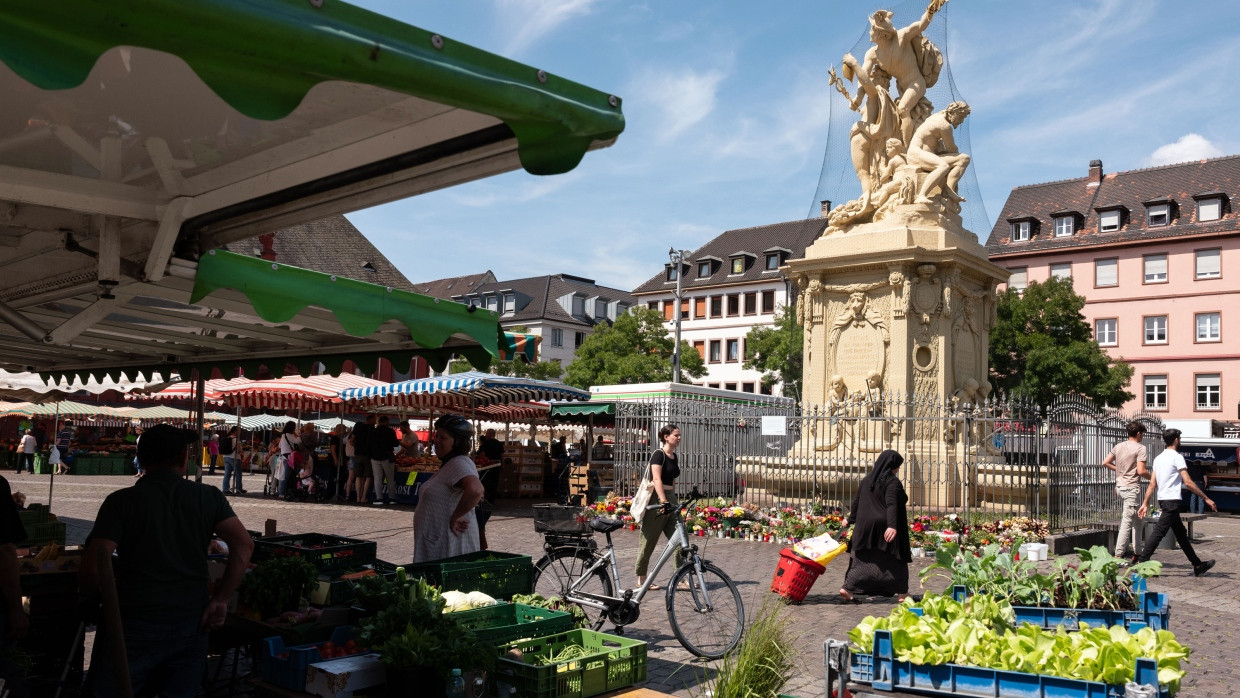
top-left (634, 424), bottom-right (685, 591)
top-left (276, 421), bottom-right (301, 498)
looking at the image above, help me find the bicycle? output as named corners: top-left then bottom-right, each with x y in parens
top-left (531, 489), bottom-right (745, 659)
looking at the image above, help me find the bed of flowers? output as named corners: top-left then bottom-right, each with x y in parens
top-left (590, 495), bottom-right (1049, 551)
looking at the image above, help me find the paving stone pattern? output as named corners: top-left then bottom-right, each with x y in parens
top-left (14, 471), bottom-right (1240, 698)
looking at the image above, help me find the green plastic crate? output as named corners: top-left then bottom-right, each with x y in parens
top-left (34, 454), bottom-right (50, 475)
top-left (494, 629), bottom-right (646, 698)
top-left (254, 533), bottom-right (378, 574)
top-left (19, 504), bottom-right (49, 526)
top-left (405, 550), bottom-right (532, 601)
top-left (452, 602), bottom-right (574, 647)
top-left (19, 521), bottom-right (66, 548)
top-left (111, 458), bottom-right (127, 475)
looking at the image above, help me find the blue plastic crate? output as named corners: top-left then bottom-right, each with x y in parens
top-left (259, 625), bottom-right (358, 692)
top-left (850, 629), bottom-right (1167, 698)
top-left (949, 585), bottom-right (1170, 631)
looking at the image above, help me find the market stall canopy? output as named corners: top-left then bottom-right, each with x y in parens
top-left (339, 371), bottom-right (589, 410)
top-left (125, 377), bottom-right (254, 404)
top-left (216, 373), bottom-right (387, 411)
top-left (548, 400), bottom-right (616, 426)
top-left (463, 401), bottom-right (551, 423)
top-left (0, 0), bottom-right (622, 379)
top-left (0, 369), bottom-right (170, 403)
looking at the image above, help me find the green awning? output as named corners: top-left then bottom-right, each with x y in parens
top-left (548, 401), bottom-right (615, 425)
top-left (1, 0), bottom-right (624, 178)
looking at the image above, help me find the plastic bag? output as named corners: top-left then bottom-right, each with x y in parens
top-left (49, 447), bottom-right (61, 465)
top-left (793, 533), bottom-right (848, 566)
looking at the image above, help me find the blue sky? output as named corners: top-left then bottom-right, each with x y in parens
top-left (345, 0), bottom-right (1240, 292)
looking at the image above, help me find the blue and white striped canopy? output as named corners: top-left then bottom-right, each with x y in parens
top-left (339, 371), bottom-right (589, 409)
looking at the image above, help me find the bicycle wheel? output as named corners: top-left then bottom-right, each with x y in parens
top-left (667, 561), bottom-right (745, 659)
top-left (533, 549), bottom-right (614, 630)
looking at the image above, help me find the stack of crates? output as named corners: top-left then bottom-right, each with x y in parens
top-left (569, 464), bottom-right (615, 503)
top-left (498, 443), bottom-right (546, 497)
top-left (18, 504), bottom-right (66, 548)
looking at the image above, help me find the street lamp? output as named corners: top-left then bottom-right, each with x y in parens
top-left (668, 247), bottom-right (691, 383)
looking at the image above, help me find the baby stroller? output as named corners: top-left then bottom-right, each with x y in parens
top-left (284, 450), bottom-right (329, 502)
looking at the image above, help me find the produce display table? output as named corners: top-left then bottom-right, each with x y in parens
top-left (392, 471), bottom-right (434, 506)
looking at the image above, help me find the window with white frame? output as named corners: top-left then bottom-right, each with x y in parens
top-left (574, 331), bottom-right (585, 348)
top-left (1010, 221), bottom-right (1031, 241)
top-left (1095, 318), bottom-right (1117, 346)
top-left (1054, 216), bottom-right (1075, 236)
top-left (730, 257), bottom-right (745, 274)
top-left (1095, 258), bottom-right (1117, 286)
top-left (503, 293), bottom-right (515, 313)
top-left (466, 297), bottom-right (480, 308)
top-left (709, 340), bottom-right (721, 363)
top-left (1009, 267), bottom-right (1027, 291)
top-left (726, 339), bottom-right (740, 362)
top-left (572, 296), bottom-right (585, 315)
top-left (1196, 249), bottom-right (1221, 279)
top-left (1050, 263), bottom-right (1071, 279)
top-left (1144, 375), bottom-right (1167, 410)
top-left (1196, 312), bottom-right (1220, 341)
top-left (1197, 197), bottom-right (1222, 222)
top-left (486, 295), bottom-right (498, 311)
top-left (1099, 210), bottom-right (1121, 232)
top-left (1143, 254), bottom-right (1167, 283)
top-left (550, 328), bottom-right (563, 347)
top-left (594, 299), bottom-right (607, 318)
top-left (766, 253), bottom-right (780, 270)
top-left (1196, 374), bottom-right (1221, 410)
top-left (1144, 316), bottom-right (1167, 344)
top-left (1146, 203), bottom-right (1170, 227)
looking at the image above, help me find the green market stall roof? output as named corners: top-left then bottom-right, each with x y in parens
top-left (548, 400), bottom-right (616, 426)
top-left (0, 0), bottom-right (622, 381)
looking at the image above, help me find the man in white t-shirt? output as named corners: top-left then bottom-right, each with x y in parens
top-left (16, 430), bottom-right (36, 474)
top-left (1136, 428), bottom-right (1216, 575)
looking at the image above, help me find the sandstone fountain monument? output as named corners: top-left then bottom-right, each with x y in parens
top-left (750, 0), bottom-right (1011, 508)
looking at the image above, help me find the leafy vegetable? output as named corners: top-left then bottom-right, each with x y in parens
top-left (510, 593), bottom-right (591, 629)
top-left (849, 593), bottom-right (1189, 693)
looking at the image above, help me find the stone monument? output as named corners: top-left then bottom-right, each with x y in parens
top-left (750, 0), bottom-right (1010, 508)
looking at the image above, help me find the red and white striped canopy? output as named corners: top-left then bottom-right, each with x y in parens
top-left (125, 377), bottom-right (254, 405)
top-left (215, 374), bottom-right (388, 411)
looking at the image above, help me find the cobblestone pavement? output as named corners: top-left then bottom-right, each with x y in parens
top-left (15, 471), bottom-right (1240, 698)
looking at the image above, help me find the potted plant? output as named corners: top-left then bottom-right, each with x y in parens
top-left (359, 574), bottom-right (496, 695)
top-left (238, 556), bottom-right (319, 621)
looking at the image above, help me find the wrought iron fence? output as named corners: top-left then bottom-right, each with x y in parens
top-left (613, 392), bottom-right (1162, 534)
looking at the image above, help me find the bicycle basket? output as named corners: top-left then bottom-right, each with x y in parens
top-left (533, 504), bottom-right (592, 534)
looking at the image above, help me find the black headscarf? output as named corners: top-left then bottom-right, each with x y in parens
top-left (864, 449), bottom-right (904, 492)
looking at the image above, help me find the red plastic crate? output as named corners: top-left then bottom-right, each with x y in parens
top-left (770, 548), bottom-right (825, 603)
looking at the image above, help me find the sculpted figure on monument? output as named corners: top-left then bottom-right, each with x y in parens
top-left (816, 375), bottom-right (850, 452)
top-left (907, 101), bottom-right (972, 208)
top-left (860, 1), bottom-right (946, 146)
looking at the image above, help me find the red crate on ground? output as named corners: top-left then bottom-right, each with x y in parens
top-left (770, 548), bottom-right (825, 603)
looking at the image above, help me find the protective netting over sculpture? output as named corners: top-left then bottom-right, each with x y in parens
top-left (808, 0), bottom-right (990, 235)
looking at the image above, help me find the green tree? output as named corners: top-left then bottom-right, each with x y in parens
top-left (449, 357), bottom-right (565, 381)
top-left (742, 303), bottom-right (803, 401)
top-left (989, 276), bottom-right (1133, 407)
top-left (563, 307), bottom-right (706, 389)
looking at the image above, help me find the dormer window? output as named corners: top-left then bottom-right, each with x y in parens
top-left (502, 292), bottom-right (515, 313)
top-left (765, 254), bottom-right (780, 270)
top-left (467, 297), bottom-right (480, 308)
top-left (1099, 210), bottom-right (1121, 232)
top-left (486, 295), bottom-right (498, 311)
top-left (1197, 197), bottom-right (1222, 222)
top-left (571, 295), bottom-right (585, 316)
top-left (1011, 221), bottom-right (1031, 241)
top-left (666, 265), bottom-right (679, 282)
top-left (594, 299), bottom-right (607, 318)
top-left (1053, 216), bottom-right (1075, 237)
top-left (731, 258), bottom-right (744, 274)
top-left (1146, 203), bottom-right (1170, 227)
top-left (696, 261), bottom-right (710, 278)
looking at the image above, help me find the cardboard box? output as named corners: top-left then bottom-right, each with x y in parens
top-left (304, 652), bottom-right (385, 698)
top-left (519, 455), bottom-right (544, 466)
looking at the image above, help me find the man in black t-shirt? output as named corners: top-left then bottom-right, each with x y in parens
top-left (81, 424), bottom-right (254, 697)
top-left (369, 416), bottom-right (399, 506)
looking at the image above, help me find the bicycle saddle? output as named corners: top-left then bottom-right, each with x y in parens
top-left (591, 516), bottom-right (624, 533)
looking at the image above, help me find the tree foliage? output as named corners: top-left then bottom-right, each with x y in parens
top-left (563, 307), bottom-right (706, 389)
top-left (449, 357), bottom-right (565, 381)
top-left (989, 276), bottom-right (1133, 408)
top-left (742, 303), bottom-right (803, 401)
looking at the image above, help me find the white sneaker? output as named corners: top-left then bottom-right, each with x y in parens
top-left (372, 501), bottom-right (384, 506)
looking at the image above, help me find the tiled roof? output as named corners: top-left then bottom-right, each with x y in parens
top-left (986, 155), bottom-right (1240, 257)
top-left (225, 215), bottom-right (417, 292)
top-left (449, 274), bottom-right (636, 328)
top-left (631, 217), bottom-right (828, 295)
top-left (411, 272), bottom-right (497, 298)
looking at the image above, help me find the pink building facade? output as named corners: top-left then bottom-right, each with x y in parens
top-left (986, 157), bottom-right (1240, 433)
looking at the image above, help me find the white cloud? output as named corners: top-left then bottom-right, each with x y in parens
top-left (634, 68), bottom-right (726, 142)
top-left (1146, 134), bottom-right (1224, 167)
top-left (443, 171), bottom-right (583, 208)
top-left (497, 0), bottom-right (598, 56)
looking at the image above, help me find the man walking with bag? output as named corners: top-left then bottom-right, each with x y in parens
top-left (1136, 428), bottom-right (1216, 576)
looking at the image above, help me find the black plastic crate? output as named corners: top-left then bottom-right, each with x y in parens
top-left (406, 551), bottom-right (533, 600)
top-left (253, 533), bottom-right (377, 574)
top-left (533, 504), bottom-right (592, 534)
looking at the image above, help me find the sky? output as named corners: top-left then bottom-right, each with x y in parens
top-left (344, 0), bottom-right (1240, 293)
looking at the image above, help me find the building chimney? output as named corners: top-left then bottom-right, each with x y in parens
top-left (258, 232), bottom-right (276, 261)
top-left (820, 199), bottom-right (832, 217)
top-left (1088, 159), bottom-right (1103, 186)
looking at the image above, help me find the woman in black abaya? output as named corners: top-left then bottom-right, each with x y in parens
top-left (840, 449), bottom-right (911, 601)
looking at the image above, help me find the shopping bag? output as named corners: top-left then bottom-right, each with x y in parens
top-left (48, 447), bottom-right (61, 465)
top-left (794, 533), bottom-right (848, 566)
top-left (630, 463), bottom-right (656, 527)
